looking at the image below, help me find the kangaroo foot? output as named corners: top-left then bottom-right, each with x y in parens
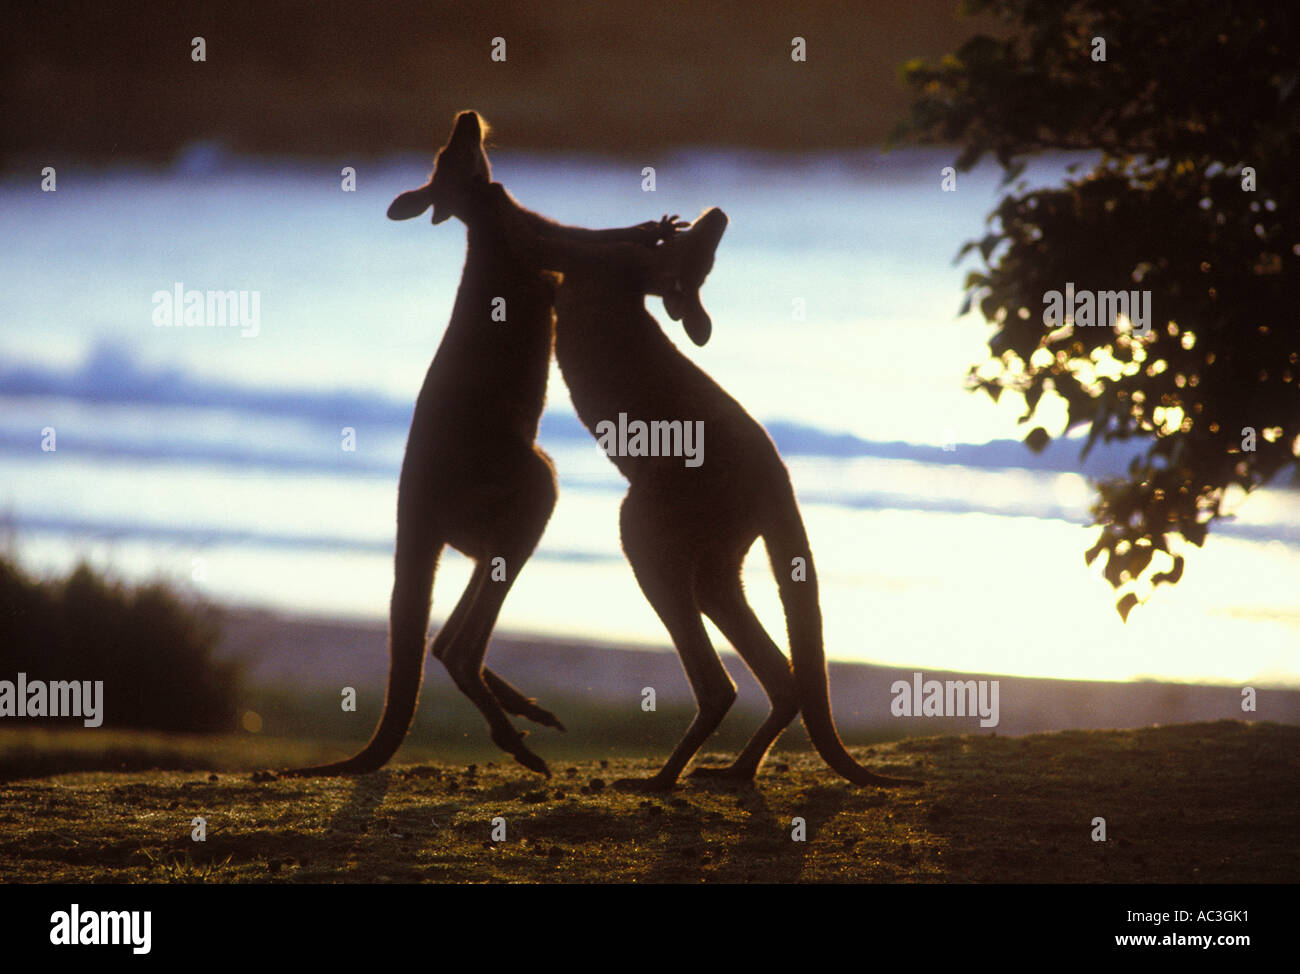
top-left (513, 700), bottom-right (566, 732)
top-left (490, 726), bottom-right (551, 777)
top-left (483, 671), bottom-right (567, 731)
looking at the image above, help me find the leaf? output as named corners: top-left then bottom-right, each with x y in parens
top-left (1103, 550), bottom-right (1126, 587)
top-left (1024, 427), bottom-right (1051, 452)
top-left (1022, 384), bottom-right (1044, 420)
top-left (1151, 555), bottom-right (1185, 585)
top-left (1128, 545), bottom-right (1154, 578)
top-left (1116, 592), bottom-right (1140, 622)
top-left (998, 159), bottom-right (1028, 187)
top-left (1084, 535), bottom-right (1108, 566)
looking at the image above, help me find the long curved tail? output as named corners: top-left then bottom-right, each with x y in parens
top-left (282, 537), bottom-right (438, 776)
top-left (762, 490), bottom-right (923, 788)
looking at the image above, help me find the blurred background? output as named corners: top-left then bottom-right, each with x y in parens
top-left (2, 1), bottom-right (1296, 768)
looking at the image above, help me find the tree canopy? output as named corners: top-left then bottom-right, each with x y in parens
top-left (894, 0), bottom-right (1300, 618)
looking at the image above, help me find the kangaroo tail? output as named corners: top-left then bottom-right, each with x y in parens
top-left (763, 489), bottom-right (922, 788)
top-left (282, 537), bottom-right (438, 777)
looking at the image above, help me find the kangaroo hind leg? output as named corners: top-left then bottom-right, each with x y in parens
top-left (692, 557), bottom-right (799, 781)
top-left (437, 447), bottom-right (558, 776)
top-left (430, 566), bottom-right (565, 731)
top-left (616, 489), bottom-right (737, 791)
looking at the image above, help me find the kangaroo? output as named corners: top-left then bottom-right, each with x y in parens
top-left (284, 112), bottom-right (686, 777)
top-left (510, 210), bottom-right (925, 791)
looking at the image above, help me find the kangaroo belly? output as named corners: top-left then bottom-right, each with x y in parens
top-left (418, 262), bottom-right (555, 444)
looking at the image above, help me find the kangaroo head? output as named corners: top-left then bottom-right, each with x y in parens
top-left (662, 208), bottom-right (728, 347)
top-left (387, 111), bottom-right (492, 224)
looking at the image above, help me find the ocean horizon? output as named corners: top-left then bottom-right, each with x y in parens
top-left (3, 149), bottom-right (1297, 688)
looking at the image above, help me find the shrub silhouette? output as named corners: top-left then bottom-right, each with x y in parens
top-left (0, 554), bottom-right (241, 733)
top-left (894, 0), bottom-right (1300, 618)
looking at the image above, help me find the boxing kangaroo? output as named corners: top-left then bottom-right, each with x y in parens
top-left (285, 112), bottom-right (692, 777)
top-left (510, 209), bottom-right (924, 791)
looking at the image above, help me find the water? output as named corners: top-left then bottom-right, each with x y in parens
top-left (2, 149), bottom-right (1297, 687)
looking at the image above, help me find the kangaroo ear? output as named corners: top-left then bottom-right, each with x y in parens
top-left (387, 185), bottom-right (433, 221)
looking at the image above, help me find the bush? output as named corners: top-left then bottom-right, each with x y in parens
top-left (0, 554), bottom-right (241, 733)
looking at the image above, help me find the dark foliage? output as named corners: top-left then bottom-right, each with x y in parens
top-left (894, 0), bottom-right (1299, 617)
top-left (0, 554), bottom-right (240, 732)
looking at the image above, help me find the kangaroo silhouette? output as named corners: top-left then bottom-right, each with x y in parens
top-left (283, 112), bottom-right (683, 777)
top-left (512, 210), bottom-right (925, 791)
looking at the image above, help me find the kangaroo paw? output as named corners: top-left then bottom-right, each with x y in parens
top-left (656, 214), bottom-right (687, 242)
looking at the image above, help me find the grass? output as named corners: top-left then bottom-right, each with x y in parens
top-left (0, 720), bottom-right (1294, 883)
